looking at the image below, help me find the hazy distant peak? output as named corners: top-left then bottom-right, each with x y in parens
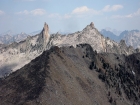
top-left (104, 27), bottom-right (122, 36)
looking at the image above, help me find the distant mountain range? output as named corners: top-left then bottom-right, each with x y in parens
top-left (100, 29), bottom-right (140, 49)
top-left (100, 29), bottom-right (120, 42)
top-left (0, 30), bottom-right (41, 45)
top-left (0, 32), bottom-right (29, 44)
top-left (104, 27), bottom-right (122, 36)
top-left (0, 30), bottom-right (17, 36)
top-left (121, 30), bottom-right (140, 49)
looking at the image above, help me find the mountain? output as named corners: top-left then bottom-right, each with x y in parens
top-left (0, 30), bottom-right (42, 45)
top-left (101, 29), bottom-right (140, 49)
top-left (14, 32), bottom-right (29, 43)
top-left (1, 27), bottom-right (140, 51)
top-left (0, 22), bottom-right (139, 78)
top-left (0, 44), bottom-right (140, 105)
top-left (0, 30), bottom-right (17, 36)
top-left (120, 30), bottom-right (140, 49)
top-left (104, 27), bottom-right (122, 36)
top-left (0, 34), bottom-right (13, 44)
top-left (100, 29), bottom-right (119, 42)
top-left (49, 22), bottom-right (137, 54)
top-left (0, 32), bottom-right (29, 44)
top-left (0, 30), bottom-right (17, 44)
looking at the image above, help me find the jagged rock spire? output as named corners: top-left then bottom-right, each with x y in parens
top-left (44, 22), bottom-right (49, 33)
top-left (42, 22), bottom-right (50, 50)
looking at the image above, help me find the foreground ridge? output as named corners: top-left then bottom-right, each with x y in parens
top-left (0, 44), bottom-right (140, 105)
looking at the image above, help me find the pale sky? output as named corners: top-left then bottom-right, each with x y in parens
top-left (0, 0), bottom-right (140, 33)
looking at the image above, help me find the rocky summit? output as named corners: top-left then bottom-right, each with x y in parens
top-left (49, 22), bottom-right (138, 54)
top-left (0, 44), bottom-right (140, 105)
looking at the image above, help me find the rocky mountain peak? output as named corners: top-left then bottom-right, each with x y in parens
top-left (83, 22), bottom-right (95, 31)
top-left (90, 22), bottom-right (94, 28)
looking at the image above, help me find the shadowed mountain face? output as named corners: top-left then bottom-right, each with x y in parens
top-left (0, 44), bottom-right (140, 105)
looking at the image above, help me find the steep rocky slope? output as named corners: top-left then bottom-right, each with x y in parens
top-left (0, 44), bottom-right (140, 105)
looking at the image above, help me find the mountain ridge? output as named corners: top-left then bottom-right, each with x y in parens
top-left (0, 22), bottom-right (139, 78)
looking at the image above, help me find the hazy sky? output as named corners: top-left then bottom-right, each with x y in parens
top-left (0, 0), bottom-right (140, 33)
